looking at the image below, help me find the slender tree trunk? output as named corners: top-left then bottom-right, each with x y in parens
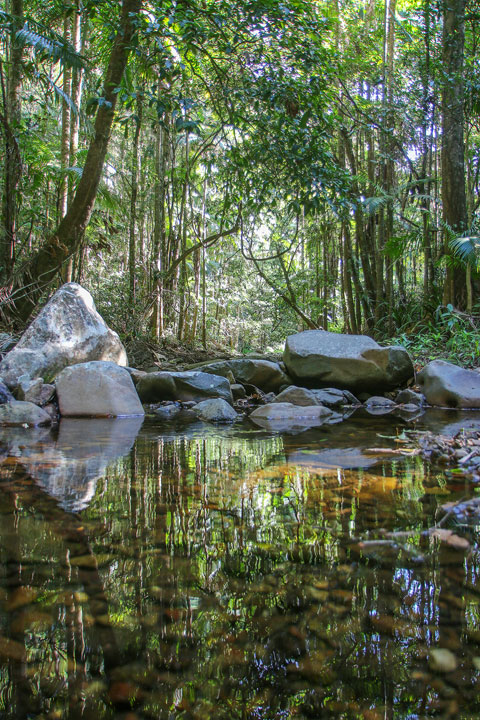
top-left (59, 15), bottom-right (72, 222)
top-left (151, 103), bottom-right (169, 340)
top-left (9, 0), bottom-right (142, 322)
top-left (1, 0), bottom-right (23, 286)
top-left (442, 0), bottom-right (468, 308)
top-left (177, 131), bottom-right (190, 342)
top-left (201, 175), bottom-right (207, 349)
top-left (68, 0), bottom-right (84, 206)
top-left (129, 92), bottom-right (142, 309)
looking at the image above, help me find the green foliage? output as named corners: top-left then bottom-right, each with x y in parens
top-left (389, 303), bottom-right (480, 368)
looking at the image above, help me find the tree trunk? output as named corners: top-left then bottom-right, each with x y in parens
top-left (442, 0), bottom-right (468, 308)
top-left (1, 0), bottom-right (23, 286)
top-left (129, 92), bottom-right (142, 309)
top-left (9, 0), bottom-right (142, 322)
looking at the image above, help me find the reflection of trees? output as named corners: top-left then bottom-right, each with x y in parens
top-left (1, 430), bottom-right (480, 717)
top-left (0, 466), bottom-right (119, 718)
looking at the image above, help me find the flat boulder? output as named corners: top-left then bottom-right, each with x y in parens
top-left (136, 371), bottom-right (232, 404)
top-left (283, 330), bottom-right (413, 392)
top-left (0, 400), bottom-right (51, 427)
top-left (273, 385), bottom-right (358, 407)
top-left (199, 359), bottom-right (291, 393)
top-left (417, 360), bottom-right (480, 408)
top-left (192, 398), bottom-right (238, 423)
top-left (0, 283), bottom-right (127, 390)
top-left (55, 361), bottom-right (144, 417)
top-left (249, 402), bottom-right (334, 431)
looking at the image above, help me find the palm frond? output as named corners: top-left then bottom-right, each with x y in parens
top-left (450, 236), bottom-right (480, 268)
top-left (16, 20), bottom-right (88, 71)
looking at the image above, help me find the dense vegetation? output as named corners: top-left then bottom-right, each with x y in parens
top-left (0, 0), bottom-right (479, 359)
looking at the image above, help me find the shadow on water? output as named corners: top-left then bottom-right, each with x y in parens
top-left (1, 408), bottom-right (480, 717)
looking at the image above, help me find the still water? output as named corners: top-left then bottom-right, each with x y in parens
top-left (1, 409), bottom-right (480, 719)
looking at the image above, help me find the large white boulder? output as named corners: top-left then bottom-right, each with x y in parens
top-left (417, 360), bottom-right (480, 408)
top-left (0, 283), bottom-right (127, 390)
top-left (283, 330), bottom-right (413, 392)
top-left (55, 361), bottom-right (144, 417)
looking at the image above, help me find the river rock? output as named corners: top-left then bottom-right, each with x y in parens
top-left (199, 359), bottom-right (291, 393)
top-left (192, 398), bottom-right (238, 423)
top-left (273, 386), bottom-right (324, 406)
top-left (55, 361), bottom-right (144, 417)
top-left (0, 283), bottom-right (128, 390)
top-left (231, 384), bottom-right (247, 400)
top-left (417, 360), bottom-right (480, 408)
top-left (16, 377), bottom-right (54, 406)
top-left (0, 400), bottom-right (51, 427)
top-left (136, 371), bottom-right (233, 404)
top-left (283, 330), bottom-right (414, 392)
top-left (154, 404), bottom-right (181, 420)
top-left (136, 372), bottom-right (176, 402)
top-left (310, 388), bottom-right (360, 407)
top-left (365, 396), bottom-right (396, 408)
top-left (273, 386), bottom-right (358, 408)
top-left (428, 648), bottom-right (458, 674)
top-left (396, 388), bottom-right (425, 406)
top-left (126, 368), bottom-right (147, 385)
top-left (0, 382), bottom-right (13, 405)
top-left (249, 402), bottom-right (334, 431)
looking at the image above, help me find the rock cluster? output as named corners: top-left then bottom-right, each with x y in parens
top-left (3, 283), bottom-right (480, 432)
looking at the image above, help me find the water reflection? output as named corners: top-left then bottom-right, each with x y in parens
top-left (0, 417), bottom-right (144, 512)
top-left (0, 411), bottom-right (479, 718)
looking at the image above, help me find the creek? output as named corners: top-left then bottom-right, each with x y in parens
top-left (0, 409), bottom-right (480, 719)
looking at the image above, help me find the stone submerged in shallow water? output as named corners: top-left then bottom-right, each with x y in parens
top-left (0, 283), bottom-right (127, 390)
top-left (192, 398), bottom-right (238, 423)
top-left (417, 360), bottom-right (480, 408)
top-left (283, 330), bottom-right (414, 393)
top-left (0, 400), bottom-right (51, 427)
top-left (55, 361), bottom-right (144, 417)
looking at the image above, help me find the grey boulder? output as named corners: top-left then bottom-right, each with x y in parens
top-left (417, 360), bottom-right (480, 408)
top-left (0, 400), bottom-right (51, 426)
top-left (55, 361), bottom-right (144, 417)
top-left (0, 283), bottom-right (128, 390)
top-left (136, 372), bottom-right (176, 402)
top-left (192, 398), bottom-right (238, 423)
top-left (283, 330), bottom-right (414, 392)
top-left (199, 359), bottom-right (291, 393)
top-left (249, 402), bottom-right (334, 431)
top-left (0, 382), bottom-right (13, 405)
top-left (273, 385), bottom-right (358, 408)
top-left (16, 377), bottom-right (55, 406)
top-left (396, 388), bottom-right (425, 406)
top-left (136, 371), bottom-right (233, 404)
top-left (154, 404), bottom-right (181, 420)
